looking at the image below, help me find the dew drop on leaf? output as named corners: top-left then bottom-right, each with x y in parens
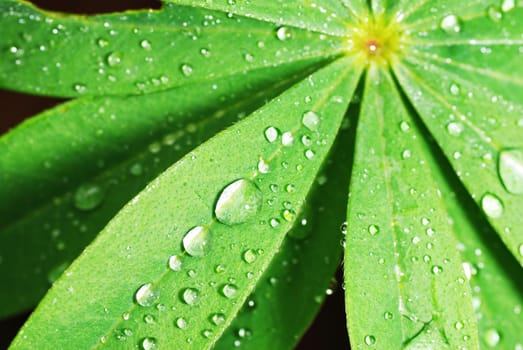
top-left (73, 83), bottom-right (88, 94)
top-left (215, 179), bottom-right (263, 225)
top-left (275, 26), bottom-right (291, 40)
top-left (519, 244), bottom-right (523, 257)
top-left (446, 122), bottom-right (464, 136)
top-left (498, 149), bottom-right (523, 194)
top-left (302, 111), bottom-right (320, 131)
top-left (364, 335), bottom-right (376, 345)
top-left (431, 265), bottom-right (443, 275)
top-left (486, 5), bottom-right (503, 21)
top-left (180, 63), bottom-right (193, 76)
top-left (242, 249), bottom-right (257, 264)
top-left (481, 193), bottom-right (504, 218)
top-left (449, 82), bottom-right (461, 95)
top-left (183, 226), bottom-right (212, 257)
top-left (210, 313), bottom-right (226, 325)
top-left (135, 283), bottom-right (159, 307)
top-left (181, 288), bottom-right (200, 305)
top-left (47, 261), bottom-right (69, 284)
top-left (281, 131), bottom-right (294, 146)
top-left (106, 52), bottom-right (123, 67)
top-left (483, 328), bottom-right (501, 347)
top-left (222, 284), bottom-right (238, 298)
top-left (440, 14), bottom-right (462, 33)
top-left (140, 39), bottom-right (152, 50)
top-left (168, 255), bottom-right (183, 271)
top-left (74, 183), bottom-right (105, 211)
top-left (368, 224), bottom-right (380, 236)
top-left (264, 126), bottom-right (279, 143)
top-left (281, 209), bottom-right (296, 222)
top-left (384, 312), bottom-right (393, 320)
top-left (175, 317), bottom-right (188, 329)
top-left (140, 337), bottom-right (158, 350)
top-left (501, 0), bottom-right (516, 12)
top-left (257, 158), bottom-right (270, 174)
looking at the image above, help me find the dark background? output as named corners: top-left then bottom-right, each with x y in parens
top-left (0, 1), bottom-right (349, 348)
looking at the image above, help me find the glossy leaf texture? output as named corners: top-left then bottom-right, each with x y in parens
top-left (0, 62), bottom-right (324, 319)
top-left (393, 3), bottom-right (523, 264)
top-left (215, 101), bottom-right (359, 349)
top-left (9, 58), bottom-right (362, 349)
top-left (344, 66), bottom-right (478, 349)
top-left (0, 0), bottom-right (345, 97)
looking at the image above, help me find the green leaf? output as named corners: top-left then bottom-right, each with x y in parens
top-left (344, 65), bottom-right (478, 349)
top-left (393, 51), bottom-right (523, 265)
top-left (0, 0), bottom-right (344, 97)
top-left (215, 102), bottom-right (358, 349)
top-left (9, 58), bottom-right (362, 349)
top-left (0, 62), bottom-right (321, 319)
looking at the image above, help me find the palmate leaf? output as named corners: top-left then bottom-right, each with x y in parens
top-left (2, 0), bottom-right (523, 349)
top-left (0, 62), bottom-right (322, 319)
top-left (9, 58), bottom-right (361, 349)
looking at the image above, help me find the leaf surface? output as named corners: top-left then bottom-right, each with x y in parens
top-left (344, 65), bottom-right (479, 349)
top-left (9, 57), bottom-right (362, 349)
top-left (0, 62), bottom-right (321, 319)
top-left (0, 0), bottom-right (344, 97)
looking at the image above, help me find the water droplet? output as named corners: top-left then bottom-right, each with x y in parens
top-left (484, 328), bottom-right (501, 347)
top-left (222, 284), bottom-right (238, 298)
top-left (440, 14), bottom-right (462, 33)
top-left (364, 335), bottom-right (376, 345)
top-left (276, 26), bottom-right (291, 40)
top-left (202, 329), bottom-right (213, 338)
top-left (135, 283), bottom-right (159, 307)
top-left (269, 218), bottom-right (280, 228)
top-left (73, 83), bottom-right (88, 94)
top-left (455, 321), bottom-right (464, 330)
top-left (47, 261), bottom-right (69, 284)
top-left (141, 337), bottom-right (157, 350)
top-left (243, 249), bottom-right (257, 264)
top-left (368, 224), bottom-right (379, 236)
top-left (384, 312), bottom-right (393, 320)
top-left (301, 135), bottom-right (312, 147)
top-left (302, 111), bottom-right (320, 131)
top-left (264, 126), bottom-right (278, 143)
top-left (215, 179), bottom-right (263, 225)
top-left (481, 193), bottom-right (504, 218)
top-left (257, 158), bottom-right (270, 174)
top-left (182, 288), bottom-right (200, 305)
top-left (498, 149), bottom-right (523, 194)
top-left (446, 122), bottom-right (464, 136)
top-left (281, 132), bottom-right (294, 146)
top-left (106, 52), bottom-right (123, 66)
top-left (130, 163), bottom-right (143, 176)
top-left (432, 265), bottom-right (443, 275)
top-left (175, 317), bottom-right (188, 329)
top-left (74, 183), bottom-right (105, 211)
top-left (183, 226), bottom-right (212, 257)
top-left (140, 39), bottom-right (152, 50)
top-left (487, 5), bottom-right (503, 21)
top-left (519, 244), bottom-right (523, 257)
top-left (282, 209), bottom-right (296, 222)
top-left (168, 255), bottom-right (183, 271)
top-left (449, 83), bottom-right (461, 95)
top-left (340, 222), bottom-right (348, 235)
top-left (180, 63), bottom-right (193, 76)
top-left (400, 121), bottom-right (410, 132)
top-left (97, 38), bottom-right (109, 47)
top-left (501, 0), bottom-right (516, 12)
top-left (210, 313), bottom-right (226, 325)
top-left (285, 184), bottom-right (296, 193)
top-left (305, 150), bottom-right (315, 159)
top-left (144, 314), bottom-right (155, 324)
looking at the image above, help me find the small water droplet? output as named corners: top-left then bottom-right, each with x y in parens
top-left (269, 218), bottom-right (280, 228)
top-left (242, 249), bottom-right (257, 264)
top-left (183, 226), bottom-right (212, 257)
top-left (301, 135), bottom-right (312, 146)
top-left (282, 209), bottom-right (296, 222)
top-left (175, 317), bottom-right (188, 329)
top-left (455, 321), bottom-right (464, 330)
top-left (180, 63), bottom-right (193, 76)
top-left (74, 183), bottom-right (105, 211)
top-left (202, 329), bottom-right (213, 338)
top-left (305, 149), bottom-right (315, 159)
top-left (182, 288), bottom-right (200, 305)
top-left (432, 265), bottom-right (443, 275)
top-left (130, 163), bottom-right (143, 176)
top-left (486, 5), bottom-right (503, 21)
top-left (168, 255), bottom-right (183, 271)
top-left (449, 82), bottom-right (461, 95)
top-left (276, 26), bottom-right (291, 40)
top-left (281, 132), bottom-right (294, 146)
top-left (384, 312), bottom-right (393, 320)
top-left (222, 284), bottom-right (238, 298)
top-left (215, 179), bottom-right (263, 225)
top-left (484, 328), bottom-right (501, 347)
top-left (210, 313), bottom-right (226, 325)
top-left (440, 14), bottom-right (462, 33)
top-left (364, 335), bottom-right (376, 345)
top-left (340, 222), bottom-right (348, 235)
top-left (446, 122), bottom-right (464, 136)
top-left (368, 224), bottom-right (379, 236)
top-left (141, 337), bottom-right (157, 350)
top-left (106, 52), bottom-right (123, 66)
top-left (498, 149), bottom-right (523, 194)
top-left (144, 314), bottom-right (155, 324)
top-left (73, 83), bottom-right (88, 94)
top-left (135, 283), bottom-right (159, 307)
top-left (140, 39), bottom-right (152, 50)
top-left (257, 158), bottom-right (270, 174)
top-left (264, 126), bottom-right (279, 143)
top-left (400, 121), bottom-right (410, 132)
top-left (481, 193), bottom-right (504, 218)
top-left (302, 111), bottom-right (320, 131)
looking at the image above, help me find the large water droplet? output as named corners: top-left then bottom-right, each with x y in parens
top-left (264, 126), bottom-right (279, 143)
top-left (183, 226), bottom-right (212, 257)
top-left (175, 317), bottom-right (188, 329)
top-left (368, 224), bottom-right (380, 236)
top-left (135, 283), bottom-right (159, 307)
top-left (182, 288), bottom-right (200, 305)
top-left (498, 149), bottom-right (523, 194)
top-left (222, 284), bottom-right (238, 298)
top-left (481, 193), bottom-right (504, 218)
top-left (141, 337), bottom-right (158, 350)
top-left (168, 255), bottom-right (183, 271)
top-left (257, 158), bottom-right (270, 174)
top-left (484, 328), bottom-right (501, 347)
top-left (242, 249), bottom-right (257, 264)
top-left (215, 179), bottom-right (263, 225)
top-left (440, 14), bottom-right (462, 33)
top-left (74, 183), bottom-right (105, 211)
top-left (302, 111), bottom-right (320, 131)
top-left (275, 26), bottom-right (291, 40)
top-left (501, 0), bottom-right (515, 12)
